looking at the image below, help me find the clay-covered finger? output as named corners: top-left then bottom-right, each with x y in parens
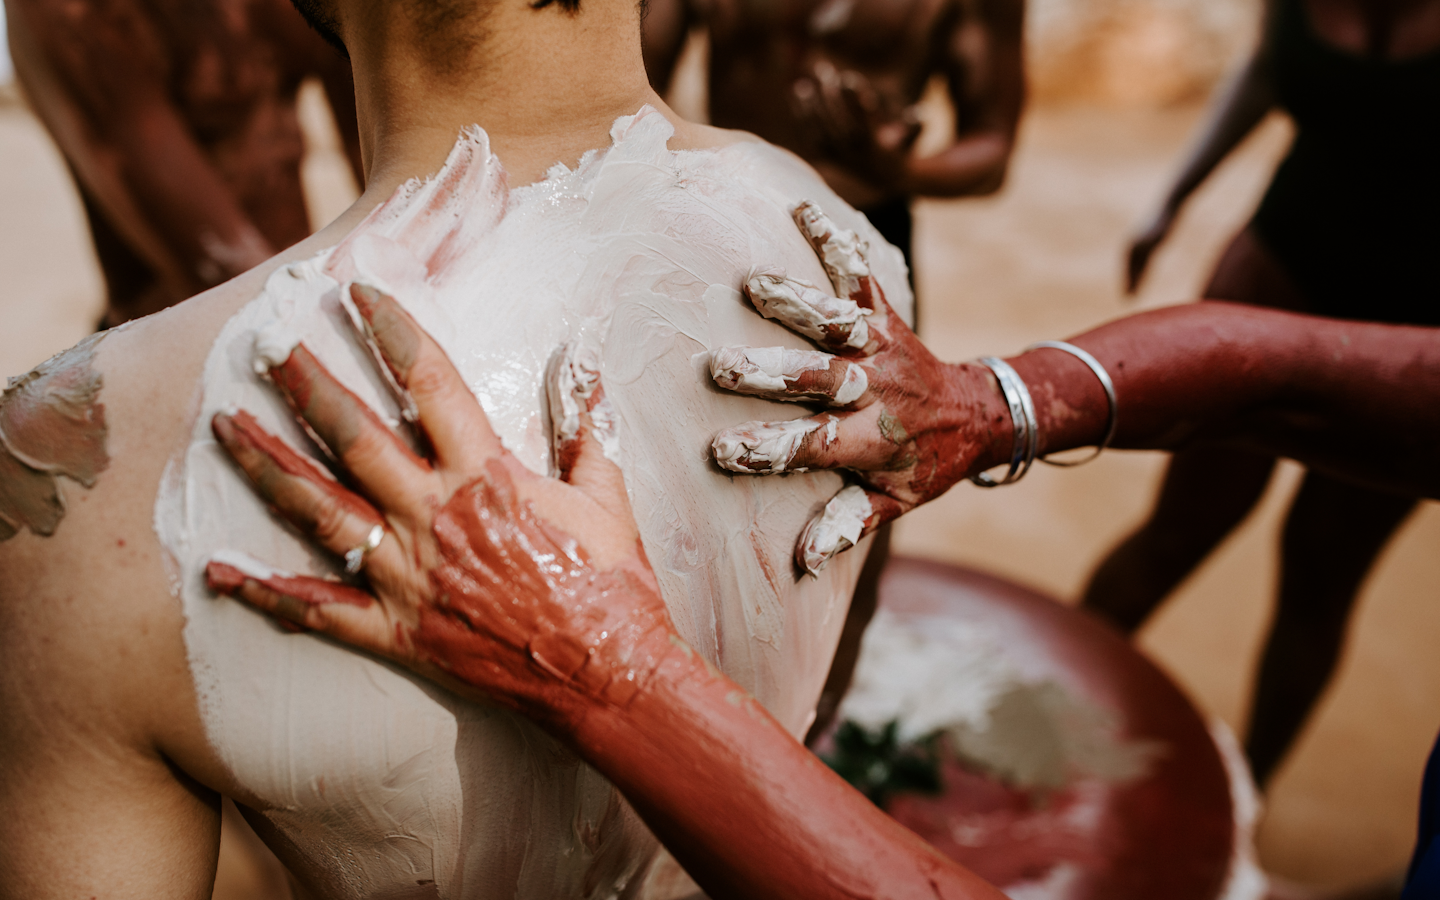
top-left (546, 342), bottom-right (624, 476)
top-left (259, 341), bottom-right (433, 514)
top-left (347, 283), bottom-right (503, 471)
top-left (710, 346), bottom-right (868, 407)
top-left (544, 344), bottom-right (636, 530)
top-left (795, 486), bottom-right (906, 576)
top-left (791, 201), bottom-right (881, 311)
top-left (206, 552), bottom-right (391, 651)
top-left (743, 273), bottom-right (871, 352)
top-left (712, 406), bottom-right (903, 475)
top-left (213, 410), bottom-right (390, 561)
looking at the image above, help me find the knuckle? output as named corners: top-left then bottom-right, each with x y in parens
top-left (404, 360), bottom-right (456, 401)
top-left (310, 499), bottom-right (352, 545)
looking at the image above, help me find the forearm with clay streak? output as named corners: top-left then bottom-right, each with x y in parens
top-left (569, 640), bottom-right (1008, 900)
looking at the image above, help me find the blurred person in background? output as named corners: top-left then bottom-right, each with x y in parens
top-left (642, 0), bottom-right (1026, 740)
top-left (1084, 0), bottom-right (1440, 788)
top-left (4, 0), bottom-right (362, 328)
top-left (642, 0), bottom-right (1026, 309)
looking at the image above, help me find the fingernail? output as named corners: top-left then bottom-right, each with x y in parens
top-left (796, 485), bottom-right (873, 576)
top-left (350, 282), bottom-right (382, 317)
top-left (350, 283), bottom-right (418, 375)
top-left (790, 203), bottom-right (872, 298)
top-left (253, 320), bottom-right (300, 375)
top-left (205, 560), bottom-right (247, 594)
top-left (211, 411), bottom-right (236, 445)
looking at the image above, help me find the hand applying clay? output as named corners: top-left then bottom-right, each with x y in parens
top-left (714, 210), bottom-right (1440, 577)
top-left (204, 283), bottom-right (672, 727)
top-left (205, 283), bottom-right (1009, 900)
top-left (711, 202), bottom-right (1018, 574)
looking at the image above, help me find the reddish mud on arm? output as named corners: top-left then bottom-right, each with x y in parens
top-left (205, 285), bottom-right (1007, 900)
top-left (0, 334), bottom-right (110, 541)
top-left (712, 206), bottom-right (1440, 570)
top-left (1006, 302), bottom-right (1440, 498)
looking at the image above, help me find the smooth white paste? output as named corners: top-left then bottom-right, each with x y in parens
top-left (155, 107), bottom-right (912, 899)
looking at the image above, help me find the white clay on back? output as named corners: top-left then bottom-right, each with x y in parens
top-left (156, 107), bottom-right (912, 899)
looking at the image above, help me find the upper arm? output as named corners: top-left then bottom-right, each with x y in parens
top-left (641, 0), bottom-right (694, 96)
top-left (0, 529), bottom-right (223, 899)
top-left (0, 332), bottom-right (228, 899)
top-left (941, 0), bottom-right (1025, 141)
top-left (9, 0), bottom-right (272, 291)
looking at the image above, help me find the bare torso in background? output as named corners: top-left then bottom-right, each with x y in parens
top-left (644, 0), bottom-right (1024, 211)
top-left (6, 0), bottom-right (362, 325)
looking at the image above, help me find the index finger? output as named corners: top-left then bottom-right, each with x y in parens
top-left (348, 284), bottom-right (503, 474)
top-left (792, 201), bottom-right (885, 313)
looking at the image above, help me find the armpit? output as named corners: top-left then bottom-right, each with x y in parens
top-left (0, 333), bottom-right (109, 540)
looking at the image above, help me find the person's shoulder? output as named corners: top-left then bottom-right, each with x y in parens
top-left (0, 250), bottom-right (308, 778)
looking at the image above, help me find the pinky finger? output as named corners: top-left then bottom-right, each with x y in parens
top-left (206, 553), bottom-right (395, 653)
top-left (796, 486), bottom-right (906, 577)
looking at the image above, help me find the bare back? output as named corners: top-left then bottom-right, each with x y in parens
top-left (0, 110), bottom-right (911, 898)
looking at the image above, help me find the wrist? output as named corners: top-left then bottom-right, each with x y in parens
top-left (943, 360), bottom-right (1016, 475)
top-left (561, 633), bottom-right (718, 764)
top-left (1007, 347), bottom-right (1110, 455)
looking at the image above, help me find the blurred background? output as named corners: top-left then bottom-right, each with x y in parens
top-left (2, 0), bottom-right (1436, 891)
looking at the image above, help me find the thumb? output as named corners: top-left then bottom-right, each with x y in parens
top-left (545, 342), bottom-right (632, 520)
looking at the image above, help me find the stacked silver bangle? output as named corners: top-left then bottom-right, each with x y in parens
top-left (970, 341), bottom-right (1118, 489)
top-left (971, 357), bottom-right (1038, 487)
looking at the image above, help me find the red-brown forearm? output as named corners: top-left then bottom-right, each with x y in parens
top-left (1001, 303), bottom-right (1440, 497)
top-left (901, 133), bottom-right (1011, 198)
top-left (567, 642), bottom-right (1006, 900)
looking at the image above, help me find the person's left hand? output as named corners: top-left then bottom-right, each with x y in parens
top-left (709, 202), bottom-right (1011, 575)
top-left (205, 283), bottom-right (676, 731)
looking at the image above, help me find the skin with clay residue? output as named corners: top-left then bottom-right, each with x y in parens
top-left (711, 202), bottom-right (1011, 573)
top-left (206, 284), bottom-right (1010, 900)
top-left (420, 459), bottom-right (674, 724)
top-left (0, 333), bottom-right (109, 541)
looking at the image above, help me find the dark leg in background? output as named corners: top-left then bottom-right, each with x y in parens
top-left (1082, 445), bottom-right (1278, 633)
top-left (1245, 473), bottom-right (1418, 787)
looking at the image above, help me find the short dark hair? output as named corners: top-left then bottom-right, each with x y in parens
top-left (289, 0), bottom-right (583, 70)
top-left (290, 0), bottom-right (349, 56)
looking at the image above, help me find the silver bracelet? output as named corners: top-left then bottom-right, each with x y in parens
top-left (970, 356), bottom-right (1039, 487)
top-left (1024, 340), bottom-right (1118, 467)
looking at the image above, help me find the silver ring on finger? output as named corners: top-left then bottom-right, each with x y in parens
top-left (344, 523), bottom-right (385, 575)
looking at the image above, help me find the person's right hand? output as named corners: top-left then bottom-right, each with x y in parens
top-left (204, 284), bottom-right (676, 733)
top-left (709, 202), bottom-right (1010, 575)
top-left (1125, 204), bottom-right (1178, 295)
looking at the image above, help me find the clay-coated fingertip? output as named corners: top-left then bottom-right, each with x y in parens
top-left (350, 281), bottom-right (383, 310)
top-left (205, 560), bottom-right (247, 594)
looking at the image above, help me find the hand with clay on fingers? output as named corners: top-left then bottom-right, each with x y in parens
top-left (204, 283), bottom-right (673, 727)
top-left (711, 201), bottom-right (1016, 575)
top-left (204, 282), bottom-right (1011, 900)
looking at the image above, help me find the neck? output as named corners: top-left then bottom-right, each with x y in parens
top-left (346, 0), bottom-right (672, 201)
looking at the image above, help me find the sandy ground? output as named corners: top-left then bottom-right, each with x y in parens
top-left (1, 85), bottom-right (1436, 890)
